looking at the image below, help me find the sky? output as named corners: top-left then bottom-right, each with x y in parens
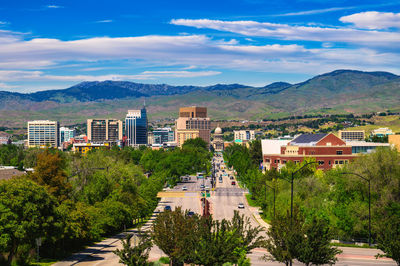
top-left (1, 0), bottom-right (400, 92)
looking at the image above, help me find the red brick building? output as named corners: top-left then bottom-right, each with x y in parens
top-left (263, 133), bottom-right (356, 170)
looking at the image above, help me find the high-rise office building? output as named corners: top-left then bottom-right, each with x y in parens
top-left (60, 127), bottom-right (75, 143)
top-left (87, 119), bottom-right (123, 143)
top-left (153, 128), bottom-right (174, 145)
top-left (28, 120), bottom-right (60, 148)
top-left (125, 107), bottom-right (147, 146)
top-left (175, 106), bottom-right (210, 147)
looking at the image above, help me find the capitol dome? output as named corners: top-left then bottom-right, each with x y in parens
top-left (215, 126), bottom-right (222, 134)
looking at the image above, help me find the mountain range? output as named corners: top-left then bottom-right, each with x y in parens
top-left (1, 69), bottom-right (400, 127)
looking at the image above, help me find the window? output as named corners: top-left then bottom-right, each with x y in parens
top-left (283, 160), bottom-right (287, 164)
top-left (318, 160), bottom-right (324, 165)
top-left (336, 150), bottom-right (343, 155)
top-left (328, 161), bottom-right (331, 165)
top-left (266, 158), bottom-right (270, 163)
top-left (274, 160), bottom-right (277, 163)
top-left (294, 160), bottom-right (300, 164)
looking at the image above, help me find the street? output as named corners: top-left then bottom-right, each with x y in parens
top-left (54, 154), bottom-right (396, 266)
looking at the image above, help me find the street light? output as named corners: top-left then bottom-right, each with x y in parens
top-left (340, 172), bottom-right (371, 246)
top-left (281, 161), bottom-right (318, 225)
top-left (281, 161), bottom-right (318, 266)
top-left (265, 181), bottom-right (276, 218)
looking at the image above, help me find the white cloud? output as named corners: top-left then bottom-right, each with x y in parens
top-left (170, 19), bottom-right (400, 46)
top-left (95, 20), bottom-right (113, 23)
top-left (277, 6), bottom-right (353, 16)
top-left (340, 11), bottom-right (400, 29)
top-left (46, 5), bottom-right (63, 9)
top-left (0, 70), bottom-right (220, 82)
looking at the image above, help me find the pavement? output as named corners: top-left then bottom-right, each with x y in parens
top-left (54, 154), bottom-right (397, 266)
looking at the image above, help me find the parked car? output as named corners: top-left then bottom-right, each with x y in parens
top-left (230, 176), bottom-right (234, 180)
top-left (219, 179), bottom-right (223, 183)
top-left (164, 205), bottom-right (172, 211)
top-left (205, 186), bottom-right (210, 190)
top-left (231, 181), bottom-right (236, 185)
top-left (200, 184), bottom-right (205, 190)
top-left (238, 203), bottom-right (245, 209)
top-left (182, 186), bottom-right (187, 191)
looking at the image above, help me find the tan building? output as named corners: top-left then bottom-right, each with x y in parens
top-left (338, 130), bottom-right (365, 141)
top-left (234, 130), bottom-right (255, 142)
top-left (175, 106), bottom-right (211, 147)
top-left (389, 135), bottom-right (400, 151)
top-left (87, 119), bottom-right (123, 143)
top-left (27, 120), bottom-right (60, 148)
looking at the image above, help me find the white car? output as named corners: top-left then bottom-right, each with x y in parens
top-left (238, 203), bottom-right (245, 209)
top-left (182, 186), bottom-right (187, 191)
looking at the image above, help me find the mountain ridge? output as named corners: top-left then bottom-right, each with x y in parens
top-left (1, 69), bottom-right (400, 127)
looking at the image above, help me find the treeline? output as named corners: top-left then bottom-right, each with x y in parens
top-left (224, 143), bottom-right (400, 262)
top-left (0, 138), bottom-right (211, 265)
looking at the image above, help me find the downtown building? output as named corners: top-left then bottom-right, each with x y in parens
top-left (27, 120), bottom-right (60, 148)
top-left (262, 133), bottom-right (356, 171)
top-left (153, 127), bottom-right (174, 145)
top-left (175, 106), bottom-right (211, 147)
top-left (60, 127), bottom-right (75, 143)
top-left (125, 107), bottom-right (148, 146)
top-left (87, 119), bottom-right (123, 143)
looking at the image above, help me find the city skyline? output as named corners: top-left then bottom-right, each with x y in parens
top-left (0, 0), bottom-right (399, 92)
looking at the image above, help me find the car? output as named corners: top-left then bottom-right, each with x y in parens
top-left (164, 205), bottom-right (172, 211)
top-left (182, 186), bottom-right (187, 191)
top-left (200, 184), bottom-right (205, 190)
top-left (230, 176), bottom-right (234, 180)
top-left (231, 181), bottom-right (236, 185)
top-left (205, 186), bottom-right (210, 190)
top-left (238, 203), bottom-right (245, 209)
top-left (219, 179), bottom-right (223, 183)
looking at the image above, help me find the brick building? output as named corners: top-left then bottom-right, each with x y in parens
top-left (263, 133), bottom-right (356, 170)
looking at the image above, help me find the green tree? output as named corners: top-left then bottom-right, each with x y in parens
top-left (182, 137), bottom-right (208, 151)
top-left (0, 178), bottom-right (58, 265)
top-left (376, 207), bottom-right (400, 265)
top-left (114, 232), bottom-right (153, 266)
top-left (296, 216), bottom-right (341, 266)
top-left (264, 208), bottom-right (304, 266)
top-left (249, 139), bottom-right (262, 166)
top-left (152, 207), bottom-right (197, 265)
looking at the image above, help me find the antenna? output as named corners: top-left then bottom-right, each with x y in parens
top-left (143, 98), bottom-right (146, 108)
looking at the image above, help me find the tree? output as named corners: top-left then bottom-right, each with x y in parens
top-left (182, 137), bottom-right (208, 151)
top-left (0, 178), bottom-right (58, 265)
top-left (376, 208), bottom-right (400, 265)
top-left (152, 207), bottom-right (198, 265)
top-left (264, 208), bottom-right (304, 266)
top-left (28, 149), bottom-right (71, 202)
top-left (296, 216), bottom-right (341, 266)
top-left (249, 139), bottom-right (262, 167)
top-left (114, 231), bottom-right (153, 266)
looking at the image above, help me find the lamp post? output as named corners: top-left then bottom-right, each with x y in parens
top-left (265, 181), bottom-right (276, 218)
top-left (281, 161), bottom-right (318, 266)
top-left (283, 161), bottom-right (318, 225)
top-left (340, 172), bottom-right (371, 246)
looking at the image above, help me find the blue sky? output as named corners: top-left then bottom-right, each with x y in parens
top-left (1, 0), bottom-right (400, 92)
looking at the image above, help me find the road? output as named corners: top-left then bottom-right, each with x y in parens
top-left (54, 154), bottom-right (396, 266)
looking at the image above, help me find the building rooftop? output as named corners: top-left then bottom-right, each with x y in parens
top-left (290, 134), bottom-right (327, 145)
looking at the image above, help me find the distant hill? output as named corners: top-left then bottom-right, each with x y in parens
top-left (1, 69), bottom-right (400, 127)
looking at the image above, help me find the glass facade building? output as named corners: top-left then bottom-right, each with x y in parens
top-left (153, 128), bottom-right (174, 144)
top-left (125, 107), bottom-right (147, 146)
top-left (60, 127), bottom-right (75, 143)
